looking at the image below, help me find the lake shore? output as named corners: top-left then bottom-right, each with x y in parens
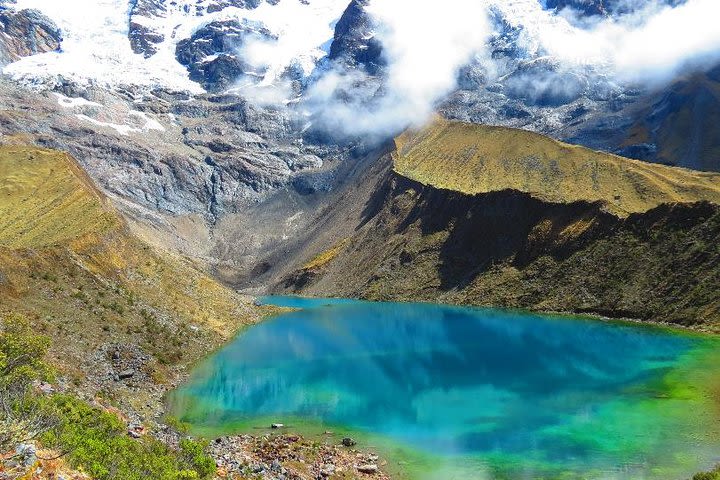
top-left (169, 296), bottom-right (720, 480)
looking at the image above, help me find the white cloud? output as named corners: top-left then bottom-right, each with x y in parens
top-left (304, 0), bottom-right (720, 138)
top-left (367, 0), bottom-right (492, 122)
top-left (303, 0), bottom-right (494, 139)
top-left (521, 0), bottom-right (720, 83)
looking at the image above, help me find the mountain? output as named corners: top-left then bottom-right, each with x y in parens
top-left (566, 65), bottom-right (720, 172)
top-left (0, 0), bottom-right (717, 306)
top-left (278, 120), bottom-right (720, 329)
top-left (1, 1), bottom-right (720, 477)
top-left (327, 0), bottom-right (384, 74)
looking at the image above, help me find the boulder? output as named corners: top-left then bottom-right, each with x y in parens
top-left (357, 464), bottom-right (378, 474)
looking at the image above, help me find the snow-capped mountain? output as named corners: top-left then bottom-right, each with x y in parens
top-left (3, 0), bottom-right (349, 92)
top-left (0, 0), bottom-right (718, 222)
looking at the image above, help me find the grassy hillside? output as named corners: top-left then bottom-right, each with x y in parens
top-left (394, 118), bottom-right (720, 217)
top-left (0, 145), bottom-right (267, 417)
top-left (0, 145), bottom-right (391, 480)
top-left (0, 147), bottom-right (118, 248)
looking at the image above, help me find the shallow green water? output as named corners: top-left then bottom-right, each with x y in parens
top-left (170, 297), bottom-right (720, 479)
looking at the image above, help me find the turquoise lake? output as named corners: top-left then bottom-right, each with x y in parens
top-left (170, 297), bottom-right (720, 479)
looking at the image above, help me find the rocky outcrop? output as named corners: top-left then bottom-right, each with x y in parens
top-left (128, 0), bottom-right (266, 59)
top-left (544, 0), bottom-right (609, 15)
top-left (128, 0), bottom-right (166, 58)
top-left (175, 20), bottom-right (275, 92)
top-left (0, 8), bottom-right (61, 66)
top-left (328, 0), bottom-right (385, 75)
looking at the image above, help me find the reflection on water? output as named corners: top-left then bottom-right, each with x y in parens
top-left (171, 297), bottom-right (720, 478)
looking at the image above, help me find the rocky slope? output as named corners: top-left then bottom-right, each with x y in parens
top-left (279, 120), bottom-right (720, 329)
top-left (566, 65), bottom-right (720, 172)
top-left (0, 7), bottom-right (60, 66)
top-left (0, 144), bottom-right (268, 421)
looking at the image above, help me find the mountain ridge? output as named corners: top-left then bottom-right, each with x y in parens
top-left (278, 121), bottom-right (720, 329)
top-left (393, 118), bottom-right (720, 217)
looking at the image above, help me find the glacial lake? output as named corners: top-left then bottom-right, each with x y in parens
top-left (170, 297), bottom-right (720, 479)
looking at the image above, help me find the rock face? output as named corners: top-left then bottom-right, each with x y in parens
top-left (0, 8), bottom-right (61, 65)
top-left (564, 64), bottom-right (720, 172)
top-left (328, 0), bottom-right (384, 75)
top-left (128, 0), bottom-right (166, 58)
top-left (176, 20), bottom-right (275, 92)
top-left (128, 0), bottom-right (265, 59)
top-left (544, 0), bottom-right (683, 16)
top-left (544, 0), bottom-right (609, 15)
top-left (0, 79), bottom-right (325, 218)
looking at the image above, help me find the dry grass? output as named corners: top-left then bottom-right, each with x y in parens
top-left (0, 146), bottom-right (118, 248)
top-left (393, 118), bottom-right (720, 217)
top-left (303, 239), bottom-right (350, 271)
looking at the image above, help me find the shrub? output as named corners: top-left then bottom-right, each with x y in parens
top-left (0, 313), bottom-right (56, 452)
top-left (694, 467), bottom-right (720, 480)
top-left (42, 395), bottom-right (215, 480)
top-left (0, 312), bottom-right (215, 480)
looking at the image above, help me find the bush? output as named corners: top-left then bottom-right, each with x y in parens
top-left (694, 467), bottom-right (720, 480)
top-left (0, 313), bottom-right (55, 452)
top-left (0, 313), bottom-right (52, 388)
top-left (0, 312), bottom-right (215, 479)
top-left (42, 395), bottom-right (215, 480)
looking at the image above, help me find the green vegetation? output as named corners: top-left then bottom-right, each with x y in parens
top-left (695, 466), bottom-right (720, 480)
top-left (0, 312), bottom-right (216, 479)
top-left (393, 118), bottom-right (720, 217)
top-left (0, 145), bottom-right (266, 477)
top-left (0, 313), bottom-right (54, 452)
top-left (302, 238), bottom-right (350, 270)
top-left (42, 395), bottom-right (215, 480)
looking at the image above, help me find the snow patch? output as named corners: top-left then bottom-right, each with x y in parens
top-left (74, 114), bottom-right (140, 136)
top-left (54, 92), bottom-right (103, 109)
top-left (74, 108), bottom-right (166, 136)
top-left (129, 110), bottom-right (166, 132)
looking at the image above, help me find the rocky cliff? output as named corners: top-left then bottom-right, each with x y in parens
top-left (0, 8), bottom-right (60, 66)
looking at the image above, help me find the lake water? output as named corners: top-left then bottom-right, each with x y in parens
top-left (170, 297), bottom-right (720, 479)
